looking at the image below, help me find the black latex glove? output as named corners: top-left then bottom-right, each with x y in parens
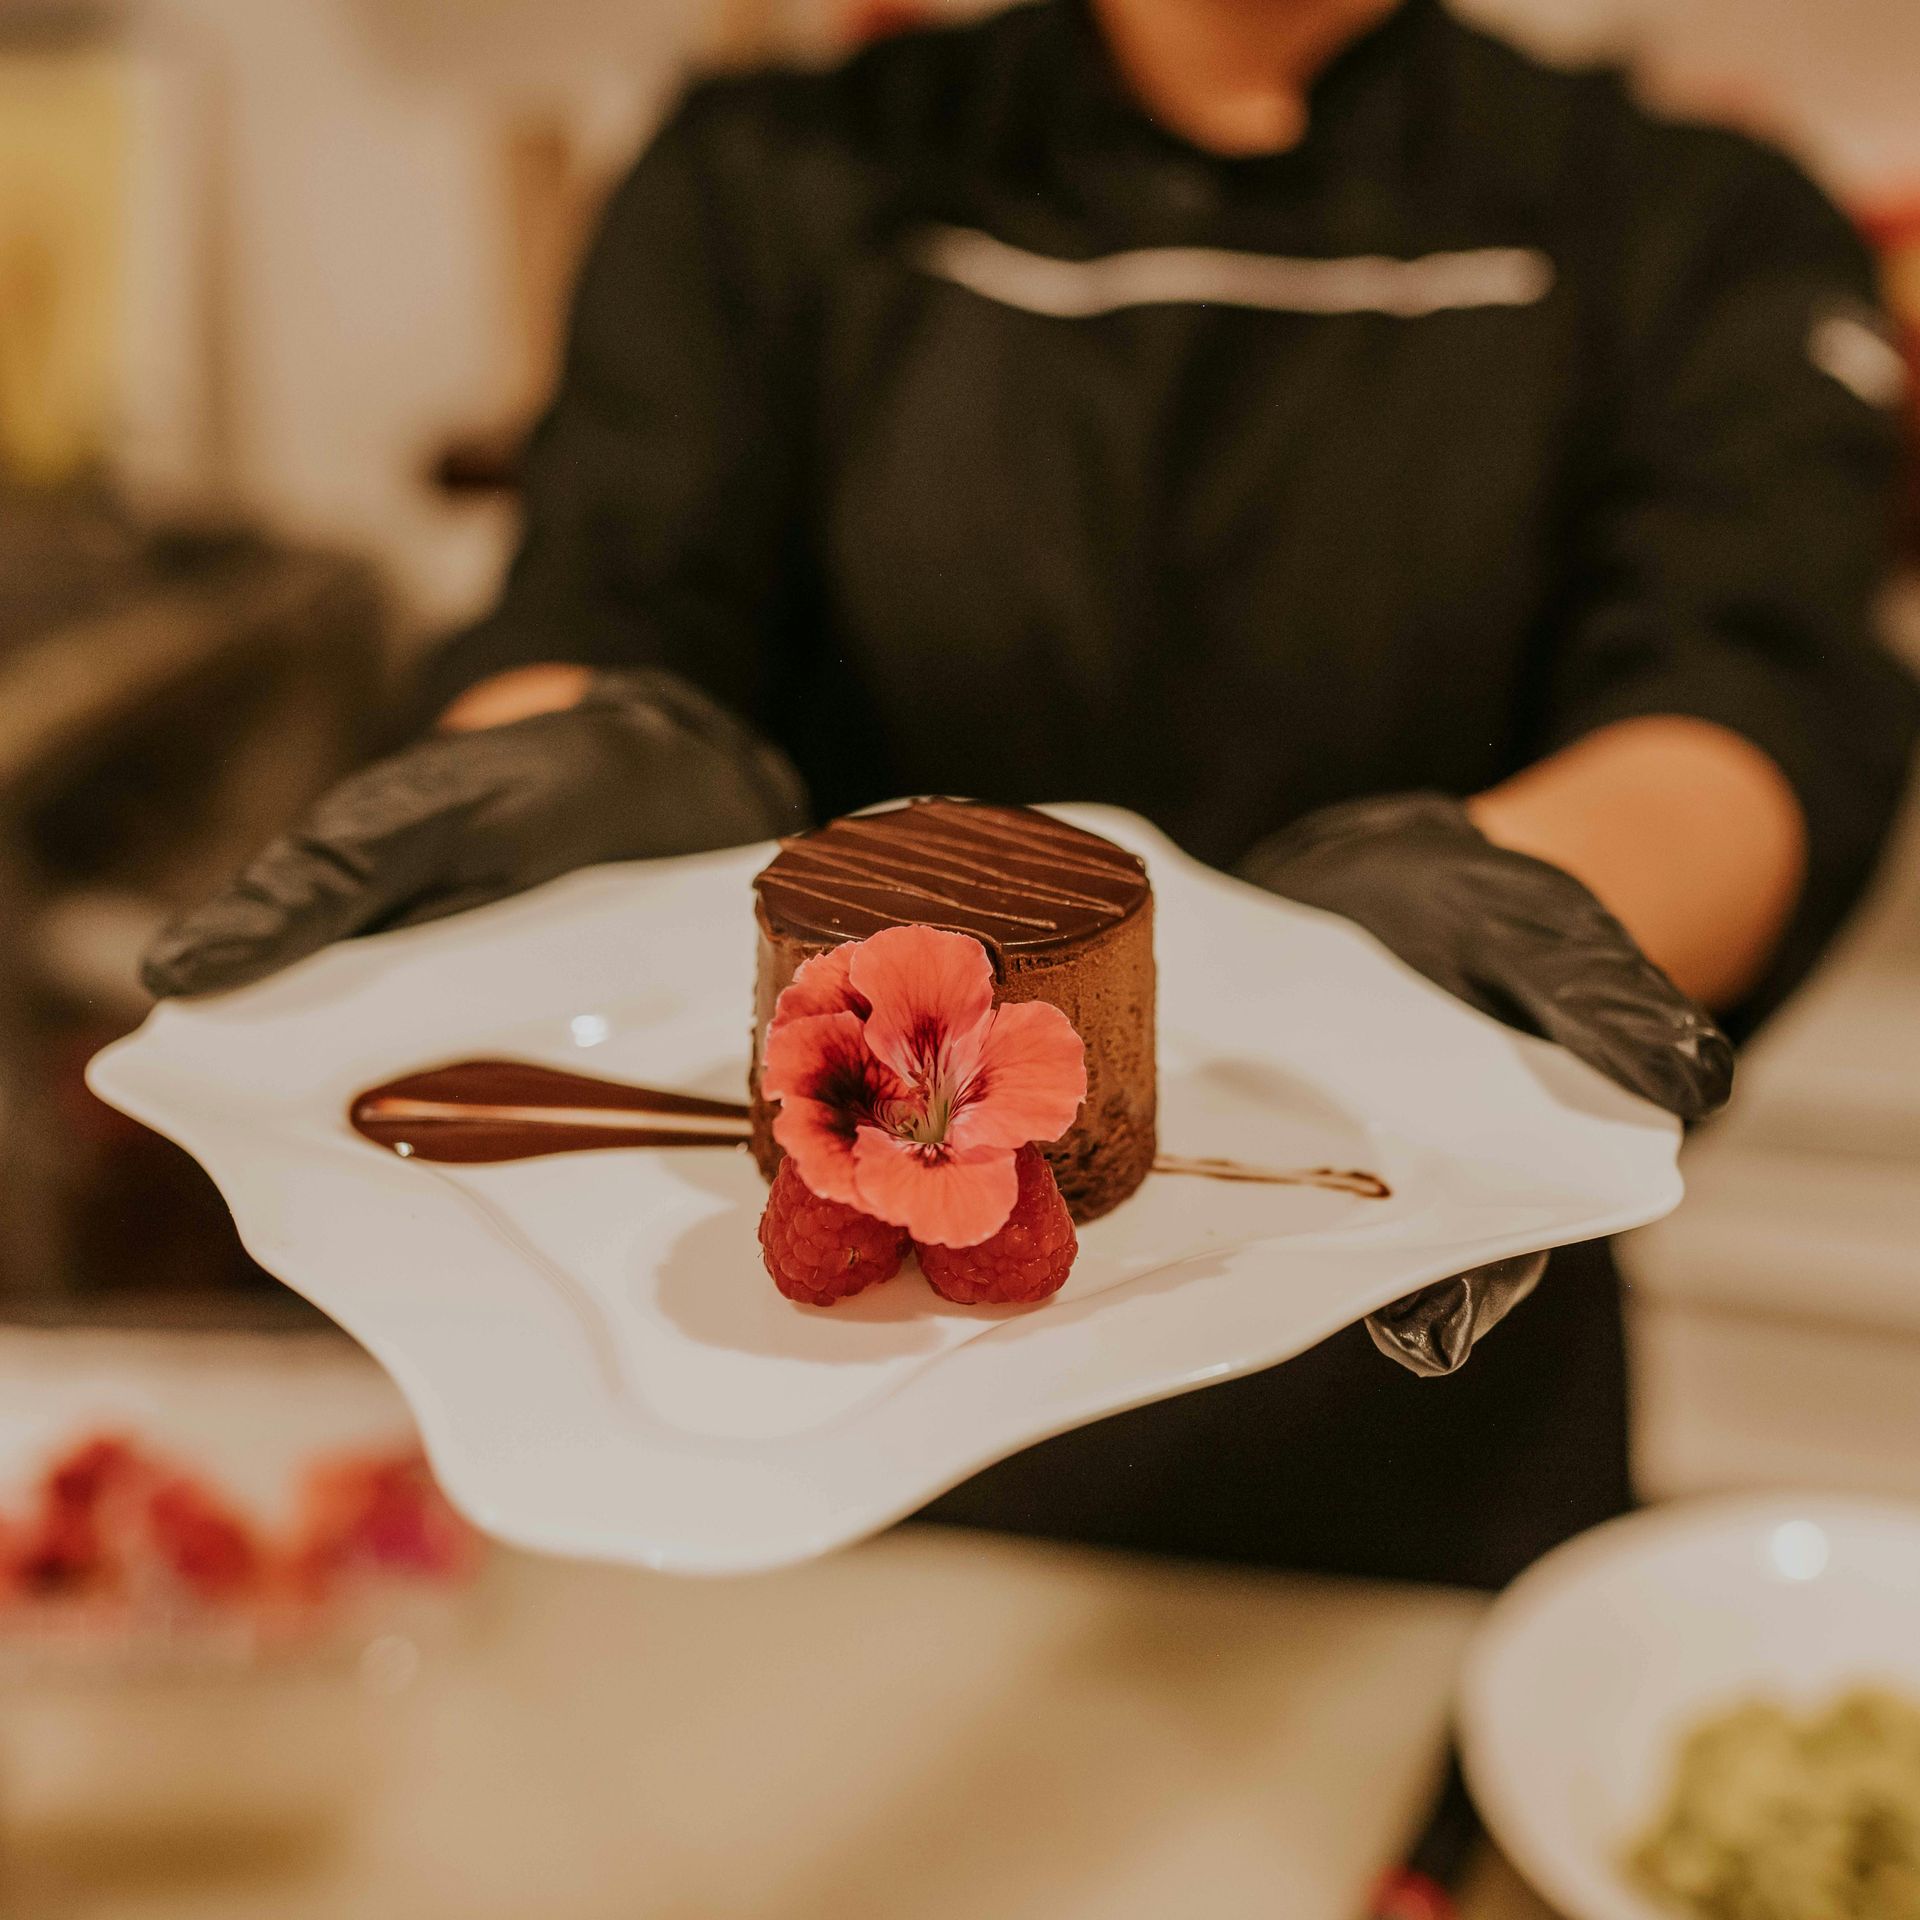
top-left (1238, 792), bottom-right (1735, 1378)
top-left (143, 669), bottom-right (808, 998)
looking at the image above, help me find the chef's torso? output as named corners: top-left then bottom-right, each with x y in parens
top-left (768, 0), bottom-right (1600, 857)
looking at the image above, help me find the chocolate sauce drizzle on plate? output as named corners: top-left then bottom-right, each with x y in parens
top-left (349, 1059), bottom-right (1390, 1199)
top-left (1153, 1156), bottom-right (1391, 1200)
top-left (350, 1060), bottom-right (755, 1166)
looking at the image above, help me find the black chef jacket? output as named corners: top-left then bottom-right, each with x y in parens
top-left (418, 0), bottom-right (1919, 1585)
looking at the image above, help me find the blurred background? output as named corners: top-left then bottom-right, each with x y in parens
top-left (0, 0), bottom-right (1916, 1914)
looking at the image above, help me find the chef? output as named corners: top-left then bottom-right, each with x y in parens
top-left (146, 0), bottom-right (1917, 1586)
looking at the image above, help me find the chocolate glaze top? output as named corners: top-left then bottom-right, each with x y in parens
top-left (754, 799), bottom-right (1148, 953)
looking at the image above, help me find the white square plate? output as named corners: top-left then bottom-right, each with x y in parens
top-left (88, 806), bottom-right (1682, 1575)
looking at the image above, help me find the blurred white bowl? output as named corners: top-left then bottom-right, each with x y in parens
top-left (1458, 1494), bottom-right (1920, 1920)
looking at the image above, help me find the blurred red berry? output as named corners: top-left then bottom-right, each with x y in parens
top-left (147, 1476), bottom-right (262, 1600)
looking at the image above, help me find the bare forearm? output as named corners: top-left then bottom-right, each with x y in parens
top-left (1468, 717), bottom-right (1806, 1010)
top-left (438, 663), bottom-right (593, 732)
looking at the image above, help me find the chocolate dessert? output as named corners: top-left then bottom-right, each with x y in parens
top-left (750, 799), bottom-right (1156, 1223)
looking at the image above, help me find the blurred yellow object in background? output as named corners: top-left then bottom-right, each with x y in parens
top-left (0, 46), bottom-right (128, 487)
top-left (1631, 1690), bottom-right (1920, 1920)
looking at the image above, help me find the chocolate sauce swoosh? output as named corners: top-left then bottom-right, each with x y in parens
top-left (348, 1059), bottom-right (1390, 1199)
top-left (350, 1060), bottom-right (752, 1165)
top-left (754, 799), bottom-right (1149, 951)
top-left (1152, 1156), bottom-right (1391, 1200)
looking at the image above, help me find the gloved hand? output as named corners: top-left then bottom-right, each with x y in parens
top-left (1238, 791), bottom-right (1734, 1378)
top-left (143, 668), bottom-right (808, 998)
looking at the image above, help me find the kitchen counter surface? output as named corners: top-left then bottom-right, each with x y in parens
top-left (0, 1528), bottom-right (1550, 1919)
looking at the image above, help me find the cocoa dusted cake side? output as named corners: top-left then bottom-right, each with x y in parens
top-left (749, 799), bottom-right (1156, 1224)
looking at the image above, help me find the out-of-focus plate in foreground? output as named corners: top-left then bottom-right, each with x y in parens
top-left (1460, 1493), bottom-right (1920, 1920)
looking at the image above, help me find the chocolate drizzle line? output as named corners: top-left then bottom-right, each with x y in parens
top-left (1153, 1155), bottom-right (1392, 1200)
top-left (348, 1059), bottom-right (1390, 1198)
top-left (830, 817), bottom-right (1135, 895)
top-left (755, 799), bottom-right (1148, 951)
top-left (350, 1060), bottom-right (753, 1166)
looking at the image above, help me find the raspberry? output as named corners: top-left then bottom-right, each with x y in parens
top-left (917, 1146), bottom-right (1078, 1305)
top-left (146, 1477), bottom-right (262, 1600)
top-left (759, 1159), bottom-right (910, 1306)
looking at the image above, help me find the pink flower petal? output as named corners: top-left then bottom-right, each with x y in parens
top-left (946, 1000), bottom-right (1087, 1152)
top-left (769, 1102), bottom-right (861, 1208)
top-left (848, 925), bottom-right (996, 1094)
top-left (763, 1012), bottom-right (909, 1208)
top-left (851, 1130), bottom-right (1020, 1248)
top-left (767, 944), bottom-right (868, 1040)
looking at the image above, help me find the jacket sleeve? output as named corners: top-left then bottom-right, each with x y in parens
top-left (405, 79), bottom-right (811, 738)
top-left (1538, 127), bottom-right (1919, 1030)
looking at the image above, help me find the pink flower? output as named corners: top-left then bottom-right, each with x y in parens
top-left (760, 926), bottom-right (1086, 1248)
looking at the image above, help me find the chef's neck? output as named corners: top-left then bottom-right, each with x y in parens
top-left (1089, 0), bottom-right (1402, 155)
